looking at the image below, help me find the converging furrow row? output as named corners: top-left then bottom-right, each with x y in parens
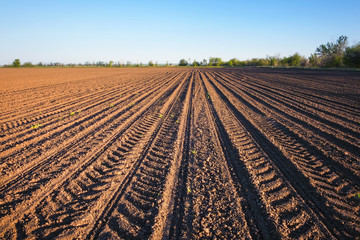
top-left (1, 67), bottom-right (359, 239)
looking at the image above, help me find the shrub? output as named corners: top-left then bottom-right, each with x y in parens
top-left (179, 59), bottom-right (188, 66)
top-left (344, 43), bottom-right (360, 68)
top-left (13, 59), bottom-right (20, 67)
top-left (309, 54), bottom-right (320, 67)
top-left (192, 60), bottom-right (200, 66)
top-left (209, 57), bottom-right (223, 66)
top-left (280, 53), bottom-right (306, 67)
top-left (268, 56), bottom-right (279, 67)
top-left (22, 62), bottom-right (34, 67)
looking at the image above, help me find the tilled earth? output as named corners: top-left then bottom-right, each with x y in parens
top-left (0, 67), bottom-right (359, 239)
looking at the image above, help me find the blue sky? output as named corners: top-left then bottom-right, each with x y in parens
top-left (1, 0), bottom-right (359, 65)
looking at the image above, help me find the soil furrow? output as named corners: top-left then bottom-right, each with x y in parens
top-left (240, 69), bottom-right (360, 109)
top-left (0, 72), bottom-right (132, 121)
top-left (0, 72), bottom-right (184, 182)
top-left (0, 72), bottom-right (181, 159)
top-left (0, 70), bottom-right (171, 122)
top-left (0, 72), bottom-right (189, 238)
top-left (231, 73), bottom-right (360, 130)
top-left (220, 69), bottom-right (360, 118)
top-left (86, 72), bottom-right (192, 240)
top-left (211, 70), bottom-right (360, 179)
top-left (201, 71), bottom-right (334, 239)
top-left (150, 70), bottom-right (194, 240)
top-left (206, 71), bottom-right (360, 239)
top-left (214, 71), bottom-right (360, 150)
top-left (0, 71), bottom-right (167, 133)
top-left (168, 71), bottom-right (252, 239)
top-left (1, 67), bottom-right (359, 239)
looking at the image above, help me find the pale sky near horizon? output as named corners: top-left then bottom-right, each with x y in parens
top-left (1, 0), bottom-right (359, 65)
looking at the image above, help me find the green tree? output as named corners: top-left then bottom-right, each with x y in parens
top-left (289, 53), bottom-right (301, 67)
top-left (179, 59), bottom-right (188, 66)
top-left (344, 43), bottom-right (360, 68)
top-left (148, 61), bottom-right (154, 66)
top-left (192, 60), bottom-right (200, 66)
top-left (309, 54), bottom-right (320, 67)
top-left (109, 61), bottom-right (114, 67)
top-left (22, 62), bottom-right (34, 67)
top-left (316, 35), bottom-right (348, 57)
top-left (268, 56), bottom-right (279, 66)
top-left (228, 58), bottom-right (238, 66)
top-left (228, 58), bottom-right (245, 66)
top-left (280, 53), bottom-right (304, 67)
top-left (248, 58), bottom-right (260, 66)
top-left (13, 59), bottom-right (20, 67)
top-left (209, 57), bottom-right (223, 66)
top-left (258, 58), bottom-right (269, 66)
top-left (315, 35), bottom-right (348, 67)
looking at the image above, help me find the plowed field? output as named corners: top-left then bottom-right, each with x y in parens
top-left (1, 67), bottom-right (359, 239)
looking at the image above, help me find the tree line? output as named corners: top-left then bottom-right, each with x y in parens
top-left (179, 35), bottom-right (360, 68)
top-left (4, 36), bottom-right (360, 68)
top-left (4, 60), bottom-right (175, 68)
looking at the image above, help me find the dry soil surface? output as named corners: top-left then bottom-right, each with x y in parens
top-left (0, 67), bottom-right (359, 239)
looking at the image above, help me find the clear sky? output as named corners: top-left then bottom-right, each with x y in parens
top-left (1, 0), bottom-right (359, 65)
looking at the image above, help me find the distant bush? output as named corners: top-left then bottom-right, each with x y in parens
top-left (244, 58), bottom-right (267, 66)
top-left (148, 61), bottom-right (154, 66)
top-left (268, 56), bottom-right (279, 67)
top-left (280, 53), bottom-right (307, 67)
top-left (258, 58), bottom-right (269, 66)
top-left (22, 62), bottom-right (34, 67)
top-left (308, 54), bottom-right (321, 67)
top-left (344, 43), bottom-right (360, 68)
top-left (209, 57), bottom-right (223, 66)
top-left (192, 60), bottom-right (200, 66)
top-left (13, 59), bottom-right (20, 67)
top-left (225, 58), bottom-right (238, 67)
top-left (179, 59), bottom-right (188, 66)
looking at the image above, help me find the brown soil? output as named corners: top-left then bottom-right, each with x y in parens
top-left (0, 67), bottom-right (359, 239)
